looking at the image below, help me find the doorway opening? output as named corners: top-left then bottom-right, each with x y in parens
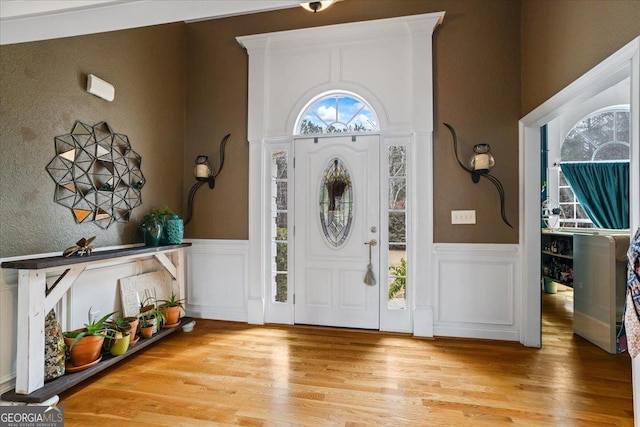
top-left (540, 95), bottom-right (631, 352)
top-left (520, 36), bottom-right (639, 350)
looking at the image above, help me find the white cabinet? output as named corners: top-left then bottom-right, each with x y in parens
top-left (573, 233), bottom-right (628, 354)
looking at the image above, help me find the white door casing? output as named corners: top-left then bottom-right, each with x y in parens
top-left (238, 12), bottom-right (444, 334)
top-left (294, 135), bottom-right (380, 329)
top-left (520, 36), bottom-right (639, 423)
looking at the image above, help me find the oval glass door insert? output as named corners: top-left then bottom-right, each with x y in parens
top-left (320, 158), bottom-right (354, 247)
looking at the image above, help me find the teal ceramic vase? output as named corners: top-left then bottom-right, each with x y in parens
top-left (165, 215), bottom-right (184, 244)
top-left (143, 217), bottom-right (163, 246)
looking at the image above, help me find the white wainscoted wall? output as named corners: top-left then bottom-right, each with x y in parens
top-left (2, 239), bottom-right (519, 393)
top-left (184, 239), bottom-right (249, 322)
top-left (0, 250), bottom-right (174, 395)
top-left (432, 243), bottom-right (520, 341)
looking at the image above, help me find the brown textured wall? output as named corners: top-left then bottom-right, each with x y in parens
top-left (0, 24), bottom-right (186, 258)
top-left (185, 0), bottom-right (521, 243)
top-left (521, 0), bottom-right (640, 115)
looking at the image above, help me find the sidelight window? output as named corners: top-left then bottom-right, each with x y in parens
top-left (387, 145), bottom-right (407, 309)
top-left (270, 150), bottom-right (288, 302)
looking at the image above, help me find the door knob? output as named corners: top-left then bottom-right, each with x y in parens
top-left (364, 239), bottom-right (377, 246)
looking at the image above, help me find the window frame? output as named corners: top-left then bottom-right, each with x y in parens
top-left (551, 106), bottom-right (630, 229)
top-left (294, 91), bottom-right (380, 136)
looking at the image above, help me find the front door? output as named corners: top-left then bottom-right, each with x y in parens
top-left (294, 135), bottom-right (380, 329)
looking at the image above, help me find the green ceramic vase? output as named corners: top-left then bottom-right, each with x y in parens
top-left (110, 334), bottom-right (130, 356)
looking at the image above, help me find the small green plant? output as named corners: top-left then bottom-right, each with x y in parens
top-left (109, 313), bottom-right (133, 335)
top-left (140, 206), bottom-right (176, 229)
top-left (63, 308), bottom-right (117, 349)
top-left (138, 297), bottom-right (166, 328)
top-left (388, 258), bottom-right (406, 300)
top-left (158, 292), bottom-right (184, 309)
top-left (139, 308), bottom-right (165, 328)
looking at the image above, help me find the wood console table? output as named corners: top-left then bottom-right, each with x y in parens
top-left (1, 243), bottom-right (191, 397)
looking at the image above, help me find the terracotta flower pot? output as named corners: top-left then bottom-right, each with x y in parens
top-left (162, 305), bottom-right (181, 327)
top-left (63, 332), bottom-right (104, 367)
top-left (139, 325), bottom-right (154, 338)
top-left (124, 317), bottom-right (139, 338)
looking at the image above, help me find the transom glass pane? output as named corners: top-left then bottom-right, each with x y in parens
top-left (560, 108), bottom-right (630, 162)
top-left (319, 158), bottom-right (353, 247)
top-left (298, 93), bottom-right (379, 134)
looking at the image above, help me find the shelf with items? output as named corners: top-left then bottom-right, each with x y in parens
top-left (541, 231), bottom-right (574, 288)
top-left (0, 243), bottom-right (191, 398)
top-left (541, 250), bottom-right (572, 260)
top-left (1, 316), bottom-right (193, 404)
top-left (541, 231), bottom-right (573, 258)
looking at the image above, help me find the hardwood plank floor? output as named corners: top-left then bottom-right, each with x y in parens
top-left (59, 291), bottom-right (633, 426)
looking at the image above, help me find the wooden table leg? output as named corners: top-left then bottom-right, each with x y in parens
top-left (16, 270), bottom-right (46, 394)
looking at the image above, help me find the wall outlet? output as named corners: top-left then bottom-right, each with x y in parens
top-left (451, 210), bottom-right (476, 224)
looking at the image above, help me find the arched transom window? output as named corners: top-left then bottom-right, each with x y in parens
top-left (557, 107), bottom-right (630, 228)
top-left (296, 92), bottom-right (379, 135)
top-left (561, 107), bottom-right (630, 161)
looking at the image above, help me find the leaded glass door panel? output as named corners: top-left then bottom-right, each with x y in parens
top-left (294, 135), bottom-right (380, 329)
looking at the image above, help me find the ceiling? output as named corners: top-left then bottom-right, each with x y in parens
top-left (0, 0), bottom-right (303, 45)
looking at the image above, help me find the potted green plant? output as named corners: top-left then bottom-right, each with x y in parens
top-left (123, 315), bottom-right (139, 345)
top-left (107, 330), bottom-right (130, 356)
top-left (158, 292), bottom-right (184, 328)
top-left (140, 206), bottom-right (181, 246)
top-left (63, 308), bottom-right (116, 368)
top-left (104, 313), bottom-right (138, 350)
top-left (137, 298), bottom-right (165, 337)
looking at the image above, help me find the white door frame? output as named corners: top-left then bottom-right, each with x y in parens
top-left (519, 36), bottom-right (639, 423)
top-left (238, 13), bottom-right (444, 336)
top-left (519, 36), bottom-right (639, 348)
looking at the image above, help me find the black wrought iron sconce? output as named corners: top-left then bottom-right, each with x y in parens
top-left (443, 123), bottom-right (513, 228)
top-left (185, 133), bottom-right (230, 226)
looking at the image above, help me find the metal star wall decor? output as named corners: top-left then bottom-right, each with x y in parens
top-left (46, 121), bottom-right (145, 229)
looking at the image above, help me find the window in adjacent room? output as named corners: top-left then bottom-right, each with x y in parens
top-left (558, 107), bottom-right (630, 229)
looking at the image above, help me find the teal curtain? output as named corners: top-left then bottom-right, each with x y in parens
top-left (560, 161), bottom-right (629, 229)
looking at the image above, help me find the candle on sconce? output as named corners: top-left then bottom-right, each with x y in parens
top-left (194, 163), bottom-right (210, 179)
top-left (470, 144), bottom-right (494, 172)
top-left (474, 153), bottom-right (490, 170)
top-left (194, 155), bottom-right (212, 180)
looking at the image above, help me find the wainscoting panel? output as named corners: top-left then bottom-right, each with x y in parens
top-left (433, 244), bottom-right (520, 341)
top-left (185, 239), bottom-right (249, 322)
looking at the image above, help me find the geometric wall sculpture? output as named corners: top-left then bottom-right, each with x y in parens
top-left (46, 121), bottom-right (145, 229)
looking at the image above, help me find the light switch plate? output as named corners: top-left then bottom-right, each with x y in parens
top-left (451, 210), bottom-right (476, 224)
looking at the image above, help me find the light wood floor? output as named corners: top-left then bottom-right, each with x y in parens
top-left (60, 291), bottom-right (633, 426)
